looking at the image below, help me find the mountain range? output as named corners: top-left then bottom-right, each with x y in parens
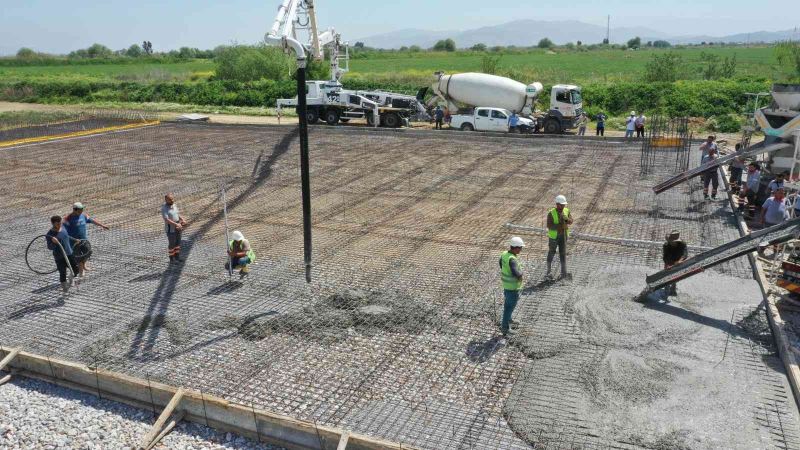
top-left (355, 20), bottom-right (798, 49)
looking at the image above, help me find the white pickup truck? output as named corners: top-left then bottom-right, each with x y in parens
top-left (450, 107), bottom-right (535, 133)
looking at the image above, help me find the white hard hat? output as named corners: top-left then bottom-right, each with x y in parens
top-left (630, 111), bottom-right (636, 116)
top-left (509, 236), bottom-right (526, 248)
top-left (73, 202), bottom-right (84, 209)
top-left (231, 230), bottom-right (244, 241)
top-left (555, 195), bottom-right (568, 205)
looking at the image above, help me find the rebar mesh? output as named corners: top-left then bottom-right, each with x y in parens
top-left (1, 120), bottom-right (798, 449)
top-left (640, 116), bottom-right (692, 175)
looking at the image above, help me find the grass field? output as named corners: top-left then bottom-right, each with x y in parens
top-left (0, 47), bottom-right (779, 86)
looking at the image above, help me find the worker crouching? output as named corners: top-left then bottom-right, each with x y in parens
top-left (226, 230), bottom-right (256, 276)
top-left (499, 237), bottom-right (525, 336)
top-left (546, 195), bottom-right (573, 280)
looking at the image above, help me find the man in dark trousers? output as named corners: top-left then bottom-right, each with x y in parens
top-left (546, 195), bottom-right (573, 280)
top-left (499, 236), bottom-right (526, 336)
top-left (46, 215), bottom-right (79, 292)
top-left (434, 106), bottom-right (444, 130)
top-left (662, 231), bottom-right (688, 296)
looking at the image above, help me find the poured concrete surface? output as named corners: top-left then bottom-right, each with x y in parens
top-left (0, 122), bottom-right (798, 449)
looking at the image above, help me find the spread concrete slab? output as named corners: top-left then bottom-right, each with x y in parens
top-left (1, 122), bottom-right (799, 449)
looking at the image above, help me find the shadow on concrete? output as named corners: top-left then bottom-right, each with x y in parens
top-left (8, 296), bottom-right (65, 320)
top-left (206, 280), bottom-right (245, 296)
top-left (465, 336), bottom-right (505, 363)
top-left (127, 272), bottom-right (164, 283)
top-left (126, 128), bottom-right (298, 361)
top-left (30, 283), bottom-right (62, 294)
top-left (640, 293), bottom-right (748, 339)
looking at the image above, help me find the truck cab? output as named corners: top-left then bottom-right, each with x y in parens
top-left (540, 85), bottom-right (583, 133)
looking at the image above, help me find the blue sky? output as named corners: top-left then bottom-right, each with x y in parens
top-left (1, 0), bottom-right (797, 55)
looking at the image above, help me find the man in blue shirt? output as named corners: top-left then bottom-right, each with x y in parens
top-left (434, 106), bottom-right (444, 130)
top-left (46, 215), bottom-right (79, 292)
top-left (595, 113), bottom-right (606, 136)
top-left (508, 111), bottom-right (520, 133)
top-left (63, 202), bottom-right (109, 277)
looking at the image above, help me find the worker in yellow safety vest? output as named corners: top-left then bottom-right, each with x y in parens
top-left (225, 230), bottom-right (256, 276)
top-left (546, 195), bottom-right (573, 280)
top-left (499, 236), bottom-right (526, 336)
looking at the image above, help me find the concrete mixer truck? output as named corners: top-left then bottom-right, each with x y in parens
top-left (429, 72), bottom-right (583, 134)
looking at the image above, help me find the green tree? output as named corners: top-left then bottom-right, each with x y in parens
top-left (215, 45), bottom-right (293, 82)
top-left (653, 40), bottom-right (671, 48)
top-left (354, 42), bottom-right (365, 49)
top-left (16, 47), bottom-right (36, 58)
top-left (86, 43), bottom-right (113, 58)
top-left (644, 52), bottom-right (684, 82)
top-left (699, 52), bottom-right (737, 80)
top-left (178, 47), bottom-right (198, 59)
top-left (627, 36), bottom-right (641, 49)
top-left (409, 45), bottom-right (422, 52)
top-left (433, 39), bottom-right (456, 51)
top-left (126, 44), bottom-right (143, 58)
top-left (775, 41), bottom-right (800, 81)
top-left (471, 43), bottom-right (487, 52)
top-left (537, 38), bottom-right (554, 49)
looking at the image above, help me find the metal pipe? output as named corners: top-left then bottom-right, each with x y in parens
top-left (297, 65), bottom-right (313, 282)
top-left (221, 184), bottom-right (232, 281)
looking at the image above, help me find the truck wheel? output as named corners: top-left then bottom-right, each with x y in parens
top-left (383, 112), bottom-right (401, 128)
top-left (306, 108), bottom-right (319, 125)
top-left (324, 109), bottom-right (340, 126)
top-left (460, 123), bottom-right (474, 132)
top-left (366, 113), bottom-right (376, 126)
top-left (543, 119), bottom-right (561, 134)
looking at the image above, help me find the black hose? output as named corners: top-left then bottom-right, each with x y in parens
top-left (25, 234), bottom-right (77, 278)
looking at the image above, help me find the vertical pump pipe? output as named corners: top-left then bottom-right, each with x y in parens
top-left (221, 184), bottom-right (232, 281)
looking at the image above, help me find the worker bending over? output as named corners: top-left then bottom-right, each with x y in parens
top-left (46, 215), bottom-right (80, 292)
top-left (63, 201), bottom-right (109, 278)
top-left (499, 237), bottom-right (525, 336)
top-left (546, 195), bottom-right (573, 280)
top-left (662, 231), bottom-right (688, 296)
top-left (226, 230), bottom-right (256, 276)
top-left (161, 193), bottom-right (188, 263)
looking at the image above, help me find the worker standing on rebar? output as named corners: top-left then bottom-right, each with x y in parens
top-left (63, 202), bottom-right (109, 278)
top-left (499, 236), bottom-right (526, 336)
top-left (662, 231), bottom-right (688, 296)
top-left (225, 230), bottom-right (256, 276)
top-left (546, 195), bottom-right (573, 280)
top-left (739, 162), bottom-right (762, 217)
top-left (434, 106), bottom-right (444, 130)
top-left (625, 112), bottom-right (636, 138)
top-left (46, 215), bottom-right (79, 292)
top-left (700, 135), bottom-right (717, 157)
top-left (729, 143), bottom-right (746, 194)
top-left (635, 113), bottom-right (647, 138)
top-left (161, 193), bottom-right (187, 263)
top-left (595, 112), bottom-right (606, 136)
top-left (701, 147), bottom-right (719, 200)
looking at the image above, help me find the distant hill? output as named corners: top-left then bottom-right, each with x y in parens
top-left (355, 20), bottom-right (797, 49)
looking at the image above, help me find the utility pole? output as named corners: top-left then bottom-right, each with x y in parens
top-left (606, 15), bottom-right (610, 44)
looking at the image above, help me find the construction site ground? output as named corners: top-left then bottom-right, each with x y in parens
top-left (1, 120), bottom-right (799, 449)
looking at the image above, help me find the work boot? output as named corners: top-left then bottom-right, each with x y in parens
top-left (703, 193), bottom-right (709, 200)
top-left (510, 319), bottom-right (520, 329)
top-left (560, 272), bottom-right (572, 281)
top-left (61, 281), bottom-right (71, 292)
top-left (240, 266), bottom-right (250, 276)
top-left (711, 192), bottom-right (717, 200)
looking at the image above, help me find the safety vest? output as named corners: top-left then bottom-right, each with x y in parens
top-left (229, 240), bottom-right (256, 262)
top-left (548, 207), bottom-right (570, 239)
top-left (500, 250), bottom-right (523, 291)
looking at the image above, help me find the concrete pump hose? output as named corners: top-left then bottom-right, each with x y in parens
top-left (25, 234), bottom-right (77, 278)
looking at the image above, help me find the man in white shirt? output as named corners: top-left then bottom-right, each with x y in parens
top-left (768, 172), bottom-right (786, 193)
top-left (699, 135), bottom-right (717, 157)
top-left (161, 193), bottom-right (188, 263)
top-left (625, 111), bottom-right (636, 138)
top-left (635, 113), bottom-right (646, 137)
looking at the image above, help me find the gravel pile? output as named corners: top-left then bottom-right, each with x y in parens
top-left (0, 375), bottom-right (283, 450)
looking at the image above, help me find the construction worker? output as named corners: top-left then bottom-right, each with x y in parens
top-left (225, 230), bottom-right (256, 276)
top-left (739, 162), bottom-right (762, 217)
top-left (700, 135), bottom-right (717, 157)
top-left (499, 236), bottom-right (525, 336)
top-left (161, 193), bottom-right (188, 263)
top-left (546, 195), bottom-right (573, 280)
top-left (508, 111), bottom-right (520, 133)
top-left (434, 106), bottom-right (444, 130)
top-left (63, 202), bottom-right (109, 278)
top-left (700, 147), bottom-right (719, 200)
top-left (768, 172), bottom-right (787, 194)
top-left (624, 111), bottom-right (636, 138)
top-left (46, 215), bottom-right (80, 292)
top-left (662, 231), bottom-right (688, 296)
